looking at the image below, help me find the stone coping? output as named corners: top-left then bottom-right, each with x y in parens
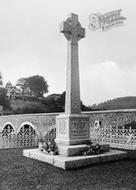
top-left (83, 109), bottom-right (136, 114)
top-left (2, 108), bottom-right (136, 118)
top-left (0, 112), bottom-right (60, 118)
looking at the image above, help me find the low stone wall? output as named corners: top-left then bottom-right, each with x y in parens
top-left (84, 109), bottom-right (136, 150)
top-left (0, 113), bottom-right (59, 135)
top-left (0, 113), bottom-right (59, 148)
top-left (0, 109), bottom-right (136, 149)
top-left (85, 109), bottom-right (136, 128)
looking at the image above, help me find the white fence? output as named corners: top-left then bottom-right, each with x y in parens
top-left (2, 123), bottom-right (136, 150)
top-left (0, 124), bottom-right (39, 149)
top-left (90, 125), bottom-right (136, 150)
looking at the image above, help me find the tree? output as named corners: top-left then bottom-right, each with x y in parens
top-left (5, 81), bottom-right (13, 97)
top-left (0, 87), bottom-right (11, 109)
top-left (16, 78), bottom-right (28, 94)
top-left (0, 73), bottom-right (3, 86)
top-left (5, 81), bottom-right (13, 90)
top-left (42, 93), bottom-right (63, 112)
top-left (42, 91), bottom-right (92, 113)
top-left (16, 75), bottom-right (49, 98)
top-left (57, 91), bottom-right (92, 112)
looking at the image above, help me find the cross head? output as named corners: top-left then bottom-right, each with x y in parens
top-left (60, 13), bottom-right (85, 44)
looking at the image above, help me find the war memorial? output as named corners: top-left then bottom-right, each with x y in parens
top-left (23, 13), bottom-right (127, 169)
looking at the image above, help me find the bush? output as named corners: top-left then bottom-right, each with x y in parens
top-left (13, 103), bottom-right (47, 114)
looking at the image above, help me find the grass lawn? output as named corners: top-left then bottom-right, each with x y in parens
top-left (0, 149), bottom-right (136, 190)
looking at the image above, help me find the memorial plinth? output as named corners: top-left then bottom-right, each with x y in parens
top-left (55, 114), bottom-right (90, 156)
top-left (56, 114), bottom-right (89, 146)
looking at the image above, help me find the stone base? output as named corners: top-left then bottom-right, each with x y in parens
top-left (57, 143), bottom-right (109, 156)
top-left (23, 149), bottom-right (127, 170)
top-left (55, 114), bottom-right (90, 146)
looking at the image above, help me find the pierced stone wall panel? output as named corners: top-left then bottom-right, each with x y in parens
top-left (89, 111), bottom-right (136, 149)
top-left (17, 124), bottom-right (39, 148)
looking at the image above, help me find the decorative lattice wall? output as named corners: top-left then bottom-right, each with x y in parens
top-left (0, 110), bottom-right (136, 149)
top-left (88, 110), bottom-right (136, 149)
top-left (0, 124), bottom-right (39, 148)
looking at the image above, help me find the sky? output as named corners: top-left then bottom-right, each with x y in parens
top-left (0, 0), bottom-right (136, 106)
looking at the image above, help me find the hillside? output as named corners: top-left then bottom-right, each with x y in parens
top-left (8, 96), bottom-right (136, 114)
top-left (10, 99), bottom-right (47, 114)
top-left (92, 96), bottom-right (136, 110)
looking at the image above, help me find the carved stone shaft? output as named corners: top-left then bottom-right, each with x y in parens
top-left (60, 13), bottom-right (85, 114)
top-left (65, 41), bottom-right (80, 113)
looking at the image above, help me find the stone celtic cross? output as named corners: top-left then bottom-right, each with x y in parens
top-left (60, 13), bottom-right (85, 44)
top-left (60, 13), bottom-right (85, 114)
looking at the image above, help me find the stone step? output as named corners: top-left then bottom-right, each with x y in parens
top-left (23, 148), bottom-right (127, 170)
top-left (57, 143), bottom-right (109, 156)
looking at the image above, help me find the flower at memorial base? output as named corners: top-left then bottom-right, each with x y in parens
top-left (83, 151), bottom-right (88, 156)
top-left (39, 128), bottom-right (58, 155)
top-left (38, 138), bottom-right (44, 151)
top-left (50, 151), bottom-right (54, 155)
top-left (42, 149), bottom-right (48, 154)
top-left (82, 142), bottom-right (104, 156)
top-left (53, 149), bottom-right (58, 155)
top-left (41, 137), bottom-right (58, 155)
top-left (39, 138), bottom-right (44, 143)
